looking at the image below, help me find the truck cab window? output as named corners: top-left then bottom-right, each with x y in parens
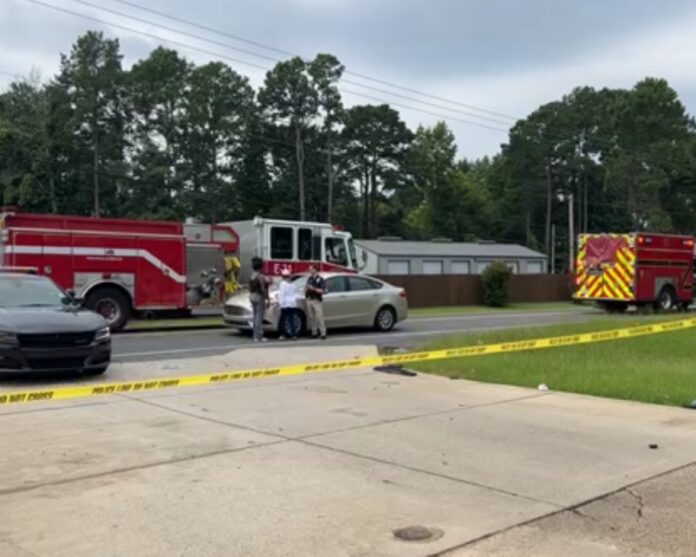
top-left (271, 227), bottom-right (293, 260)
top-left (325, 237), bottom-right (348, 267)
top-left (298, 228), bottom-right (313, 261)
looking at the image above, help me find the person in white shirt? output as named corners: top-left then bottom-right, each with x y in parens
top-left (278, 269), bottom-right (299, 340)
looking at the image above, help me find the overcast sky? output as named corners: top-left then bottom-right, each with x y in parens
top-left (3, 0), bottom-right (696, 158)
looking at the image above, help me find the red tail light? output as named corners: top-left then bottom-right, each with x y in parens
top-left (399, 289), bottom-right (407, 298)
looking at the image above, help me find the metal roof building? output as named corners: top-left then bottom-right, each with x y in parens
top-left (355, 238), bottom-right (548, 275)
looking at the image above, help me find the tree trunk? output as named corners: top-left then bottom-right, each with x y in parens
top-left (326, 138), bottom-right (334, 222)
top-left (93, 125), bottom-right (100, 217)
top-left (544, 160), bottom-right (552, 256)
top-left (583, 168), bottom-right (589, 232)
top-left (369, 159), bottom-right (378, 237)
top-left (361, 168), bottom-right (369, 237)
top-left (295, 124), bottom-right (306, 220)
top-left (525, 210), bottom-right (532, 246)
top-left (49, 175), bottom-right (57, 214)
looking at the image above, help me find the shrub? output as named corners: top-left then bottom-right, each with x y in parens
top-left (481, 261), bottom-right (513, 307)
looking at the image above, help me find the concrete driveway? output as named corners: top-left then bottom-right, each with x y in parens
top-left (1, 345), bottom-right (695, 557)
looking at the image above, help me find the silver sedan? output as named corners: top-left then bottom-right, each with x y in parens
top-left (223, 273), bottom-right (408, 334)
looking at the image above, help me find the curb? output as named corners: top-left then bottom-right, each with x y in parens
top-left (120, 322), bottom-right (226, 335)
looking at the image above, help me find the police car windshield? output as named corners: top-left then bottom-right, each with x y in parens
top-left (0, 276), bottom-right (71, 308)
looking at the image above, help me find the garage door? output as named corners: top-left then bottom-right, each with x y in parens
top-left (451, 261), bottom-right (471, 274)
top-left (422, 261), bottom-right (443, 275)
top-left (527, 261), bottom-right (544, 274)
top-left (387, 260), bottom-right (410, 275)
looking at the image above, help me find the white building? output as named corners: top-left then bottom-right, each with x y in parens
top-left (355, 237), bottom-right (547, 276)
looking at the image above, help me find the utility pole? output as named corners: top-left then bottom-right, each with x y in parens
top-left (550, 224), bottom-right (556, 274)
top-left (568, 193), bottom-right (575, 272)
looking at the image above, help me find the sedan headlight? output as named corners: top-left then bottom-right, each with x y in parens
top-left (95, 327), bottom-right (111, 341)
top-left (0, 331), bottom-right (18, 347)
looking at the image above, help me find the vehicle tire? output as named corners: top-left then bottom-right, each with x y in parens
top-left (654, 287), bottom-right (676, 312)
top-left (374, 306), bottom-right (396, 332)
top-left (86, 287), bottom-right (132, 332)
top-left (279, 310), bottom-right (306, 337)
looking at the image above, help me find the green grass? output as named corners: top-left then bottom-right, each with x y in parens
top-left (411, 316), bottom-right (696, 407)
top-left (410, 302), bottom-right (580, 317)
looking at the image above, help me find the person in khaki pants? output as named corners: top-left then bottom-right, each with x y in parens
top-left (305, 266), bottom-right (327, 339)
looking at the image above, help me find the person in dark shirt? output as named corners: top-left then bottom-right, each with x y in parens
top-left (248, 257), bottom-right (269, 342)
top-left (305, 266), bottom-right (327, 339)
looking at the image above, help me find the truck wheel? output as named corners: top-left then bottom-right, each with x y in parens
top-left (654, 287), bottom-right (676, 312)
top-left (86, 288), bottom-right (131, 331)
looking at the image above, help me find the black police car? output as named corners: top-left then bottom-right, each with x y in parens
top-left (0, 271), bottom-right (111, 375)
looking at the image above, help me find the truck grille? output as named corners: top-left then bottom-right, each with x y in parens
top-left (18, 332), bottom-right (95, 349)
top-left (27, 357), bottom-right (87, 370)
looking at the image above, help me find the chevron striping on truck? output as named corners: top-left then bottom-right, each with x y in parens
top-left (1, 318), bottom-right (695, 406)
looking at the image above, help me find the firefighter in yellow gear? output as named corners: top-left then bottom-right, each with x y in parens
top-left (223, 254), bottom-right (240, 298)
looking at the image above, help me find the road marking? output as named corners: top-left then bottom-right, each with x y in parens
top-left (114, 318), bottom-right (587, 360)
top-left (123, 310), bottom-right (588, 339)
top-left (3, 317), bottom-right (694, 406)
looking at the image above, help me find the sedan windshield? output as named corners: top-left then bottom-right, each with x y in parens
top-left (0, 276), bottom-right (71, 308)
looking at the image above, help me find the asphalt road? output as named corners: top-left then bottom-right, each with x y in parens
top-left (112, 309), bottom-right (593, 362)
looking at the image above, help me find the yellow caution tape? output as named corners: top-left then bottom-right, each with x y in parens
top-left (1, 317), bottom-right (695, 406)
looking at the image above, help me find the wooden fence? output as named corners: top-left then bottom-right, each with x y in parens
top-left (375, 274), bottom-right (573, 308)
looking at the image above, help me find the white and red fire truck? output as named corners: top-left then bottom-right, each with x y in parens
top-left (0, 210), bottom-right (359, 330)
top-left (228, 217), bottom-right (359, 282)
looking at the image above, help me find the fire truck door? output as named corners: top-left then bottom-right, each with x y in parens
top-left (41, 234), bottom-right (72, 290)
top-left (136, 238), bottom-right (186, 307)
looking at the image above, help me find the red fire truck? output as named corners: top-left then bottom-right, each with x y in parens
top-left (0, 211), bottom-right (359, 330)
top-left (574, 232), bottom-right (694, 312)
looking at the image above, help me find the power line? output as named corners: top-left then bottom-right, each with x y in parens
top-left (62, 0), bottom-right (692, 165)
top-left (108, 0), bottom-right (519, 122)
top-left (70, 0), bottom-right (282, 64)
top-left (66, 0), bottom-right (512, 128)
top-left (340, 88), bottom-right (508, 133)
top-left (23, 0), bottom-right (512, 135)
top-left (16, 0), bottom-right (696, 174)
top-left (23, 0), bottom-right (270, 72)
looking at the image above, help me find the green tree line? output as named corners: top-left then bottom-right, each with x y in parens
top-left (2, 31), bottom-right (696, 266)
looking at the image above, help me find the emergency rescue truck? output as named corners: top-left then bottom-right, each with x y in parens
top-left (228, 217), bottom-right (360, 283)
top-left (0, 210), bottom-right (359, 330)
top-left (574, 232), bottom-right (694, 312)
